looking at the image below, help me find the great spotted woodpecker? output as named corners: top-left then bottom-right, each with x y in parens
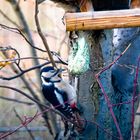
top-left (40, 66), bottom-right (78, 119)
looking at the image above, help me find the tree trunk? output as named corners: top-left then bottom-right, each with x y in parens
top-left (111, 27), bottom-right (140, 140)
top-left (78, 27), bottom-right (140, 140)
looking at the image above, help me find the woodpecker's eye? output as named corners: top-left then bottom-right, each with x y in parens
top-left (58, 74), bottom-right (61, 78)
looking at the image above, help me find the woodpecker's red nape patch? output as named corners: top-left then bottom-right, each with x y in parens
top-left (70, 102), bottom-right (77, 108)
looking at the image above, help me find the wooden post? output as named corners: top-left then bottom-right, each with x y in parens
top-left (131, 0), bottom-right (140, 8)
top-left (77, 0), bottom-right (93, 12)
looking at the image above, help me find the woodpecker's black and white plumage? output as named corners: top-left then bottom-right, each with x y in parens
top-left (40, 66), bottom-right (78, 119)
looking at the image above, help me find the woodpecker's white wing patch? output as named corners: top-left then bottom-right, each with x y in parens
top-left (55, 81), bottom-right (77, 100)
top-left (54, 90), bottom-right (65, 107)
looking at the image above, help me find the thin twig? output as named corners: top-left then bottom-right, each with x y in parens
top-left (0, 61), bottom-right (50, 80)
top-left (0, 49), bottom-right (54, 136)
top-left (112, 93), bottom-right (140, 106)
top-left (84, 119), bottom-right (120, 139)
top-left (0, 23), bottom-right (46, 53)
top-left (13, 108), bottom-right (35, 140)
top-left (6, 0), bottom-right (42, 90)
top-left (0, 56), bottom-right (48, 63)
top-left (0, 85), bottom-right (80, 139)
top-left (0, 85), bottom-right (46, 108)
top-left (0, 60), bottom-right (67, 81)
top-left (0, 46), bottom-right (21, 66)
top-left (0, 52), bottom-right (68, 65)
top-left (95, 28), bottom-right (140, 139)
top-left (51, 51), bottom-right (68, 65)
top-left (34, 0), bottom-right (57, 68)
top-left (0, 22), bottom-right (67, 67)
top-left (24, 69), bottom-right (40, 92)
top-left (2, 1), bottom-right (61, 136)
top-left (131, 56), bottom-right (140, 140)
top-left (95, 43), bottom-right (132, 140)
top-left (0, 9), bottom-right (21, 29)
top-left (95, 76), bottom-right (123, 140)
top-left (0, 85), bottom-right (123, 140)
top-left (0, 111), bottom-right (38, 139)
top-left (0, 85), bottom-right (65, 117)
top-left (7, 0), bottom-right (40, 67)
top-left (96, 43), bottom-right (131, 77)
top-left (0, 96), bottom-right (34, 105)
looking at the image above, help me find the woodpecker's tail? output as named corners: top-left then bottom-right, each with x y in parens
top-left (71, 107), bottom-right (87, 133)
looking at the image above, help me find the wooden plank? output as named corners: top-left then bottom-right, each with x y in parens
top-left (65, 9), bottom-right (140, 31)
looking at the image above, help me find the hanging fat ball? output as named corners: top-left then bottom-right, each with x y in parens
top-left (68, 32), bottom-right (90, 75)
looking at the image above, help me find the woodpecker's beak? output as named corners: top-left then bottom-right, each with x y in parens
top-left (57, 68), bottom-right (65, 77)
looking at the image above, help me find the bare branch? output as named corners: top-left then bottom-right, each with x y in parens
top-left (51, 51), bottom-right (68, 65)
top-left (0, 61), bottom-right (49, 80)
top-left (0, 56), bottom-right (48, 63)
top-left (0, 110), bottom-right (38, 139)
top-left (7, 0), bottom-right (39, 65)
top-left (34, 0), bottom-right (57, 68)
top-left (0, 96), bottom-right (34, 105)
top-left (0, 24), bottom-right (46, 52)
top-left (0, 60), bottom-right (67, 80)
top-left (95, 29), bottom-right (140, 140)
top-left (0, 24), bottom-right (68, 66)
top-left (0, 46), bottom-right (21, 70)
top-left (0, 47), bottom-right (54, 136)
top-left (0, 85), bottom-right (45, 107)
top-left (0, 85), bottom-right (63, 118)
top-left (0, 85), bottom-right (80, 136)
top-left (14, 108), bottom-right (35, 140)
top-left (0, 53), bottom-right (67, 65)
top-left (0, 85), bottom-right (121, 139)
top-left (0, 9), bottom-right (21, 28)
top-left (131, 56), bottom-right (140, 140)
